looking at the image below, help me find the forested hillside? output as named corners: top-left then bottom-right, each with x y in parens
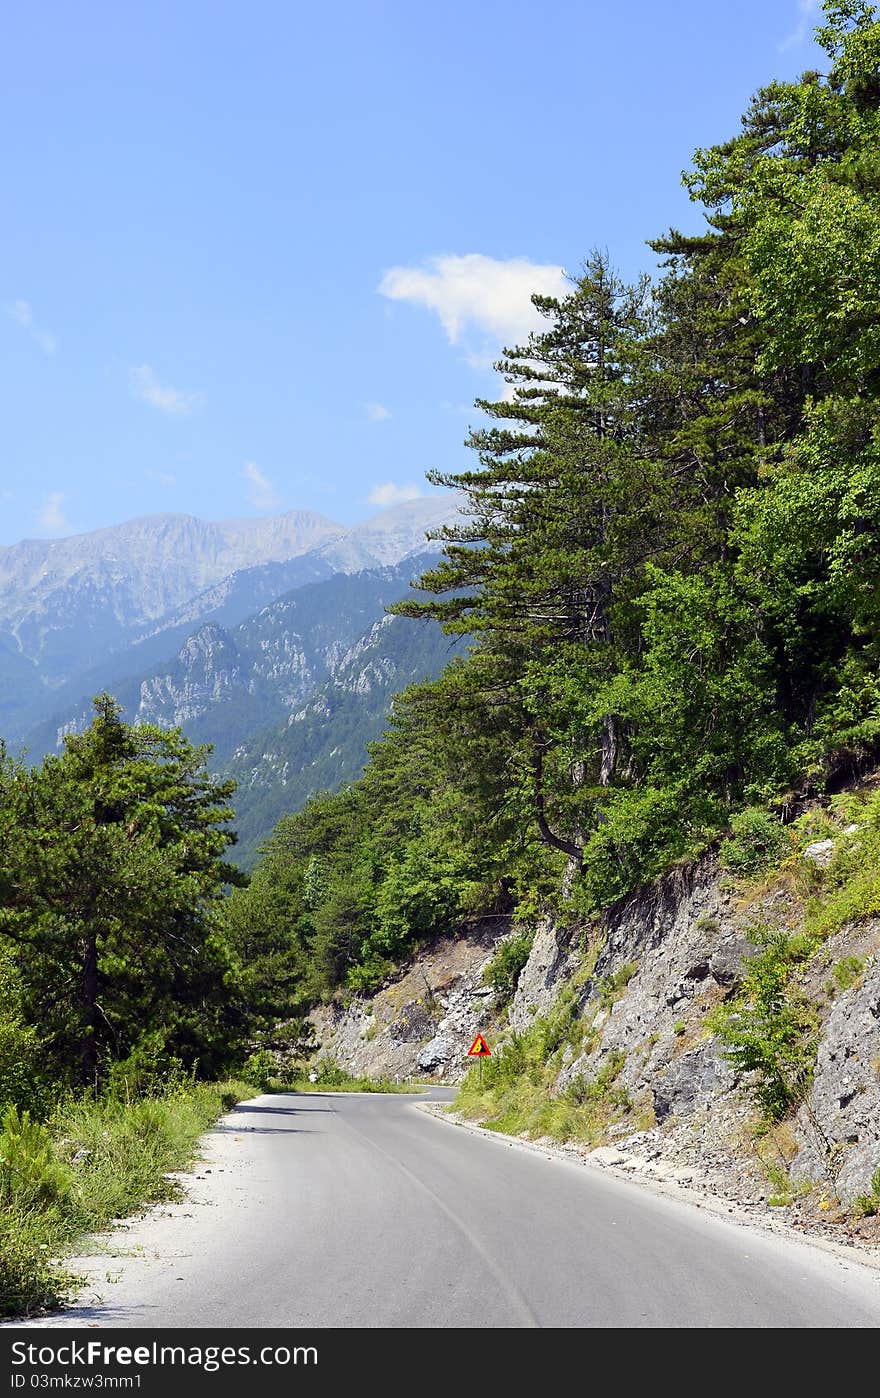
top-left (228, 3), bottom-right (880, 1008)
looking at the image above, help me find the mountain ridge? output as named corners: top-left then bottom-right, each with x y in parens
top-left (0, 494), bottom-right (462, 742)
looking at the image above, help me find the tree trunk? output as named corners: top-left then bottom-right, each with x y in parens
top-left (80, 932), bottom-right (98, 1091)
top-left (533, 740), bottom-right (582, 863)
top-left (599, 713), bottom-right (618, 786)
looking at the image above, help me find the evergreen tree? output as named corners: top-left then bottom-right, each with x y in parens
top-left (0, 696), bottom-right (243, 1088)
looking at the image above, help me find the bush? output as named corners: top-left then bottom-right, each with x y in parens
top-left (105, 1033), bottom-right (189, 1101)
top-left (831, 955), bottom-right (865, 995)
top-left (242, 1049), bottom-right (279, 1091)
top-left (482, 930), bottom-right (534, 1005)
top-left (719, 807), bottom-right (790, 876)
top-left (0, 948), bottom-right (51, 1117)
top-left (709, 925), bottom-right (818, 1121)
top-left (853, 1166), bottom-right (880, 1218)
top-left (0, 1107), bottom-right (71, 1212)
top-left (0, 1219), bottom-right (76, 1319)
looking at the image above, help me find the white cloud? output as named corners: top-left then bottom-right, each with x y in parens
top-left (779, 0), bottom-right (822, 51)
top-left (364, 401), bottom-right (391, 421)
top-left (368, 481), bottom-right (423, 508)
top-left (145, 469), bottom-right (177, 487)
top-left (7, 299), bottom-right (56, 355)
top-left (243, 461), bottom-right (280, 511)
top-left (37, 491), bottom-right (71, 533)
top-left (130, 364), bottom-right (197, 416)
top-left (378, 253), bottom-right (567, 353)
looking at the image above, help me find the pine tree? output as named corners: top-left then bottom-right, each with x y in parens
top-left (0, 696), bottom-right (244, 1088)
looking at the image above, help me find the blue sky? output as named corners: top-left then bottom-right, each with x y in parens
top-left (1, 0), bottom-right (826, 544)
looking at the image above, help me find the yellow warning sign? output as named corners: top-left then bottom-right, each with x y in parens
top-left (467, 1034), bottom-right (491, 1057)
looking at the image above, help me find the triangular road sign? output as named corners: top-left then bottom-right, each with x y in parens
top-left (467, 1033), bottom-right (491, 1057)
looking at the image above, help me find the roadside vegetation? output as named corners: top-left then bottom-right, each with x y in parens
top-left (240, 1053), bottom-right (419, 1094)
top-left (455, 975), bottom-right (647, 1145)
top-left (0, 1078), bottom-right (249, 1318)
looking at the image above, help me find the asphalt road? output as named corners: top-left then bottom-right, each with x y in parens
top-left (25, 1089), bottom-right (880, 1328)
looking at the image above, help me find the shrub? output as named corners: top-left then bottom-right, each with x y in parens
top-left (597, 961), bottom-right (637, 1009)
top-left (719, 807), bottom-right (789, 876)
top-left (852, 1166), bottom-right (880, 1218)
top-left (831, 955), bottom-right (865, 995)
top-left (241, 1049), bottom-right (278, 1091)
top-left (482, 930), bottom-right (534, 1006)
top-left (709, 925), bottom-right (818, 1121)
top-left (0, 1107), bottom-right (71, 1212)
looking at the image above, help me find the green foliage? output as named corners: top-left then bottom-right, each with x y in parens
top-left (803, 789), bottom-right (880, 937)
top-left (483, 931), bottom-right (535, 1005)
top-left (597, 961), bottom-right (638, 1009)
top-left (565, 1052), bottom-right (630, 1110)
top-left (852, 1166), bottom-right (880, 1218)
top-left (0, 697), bottom-right (245, 1090)
top-left (719, 808), bottom-right (791, 876)
top-left (242, 1049), bottom-right (279, 1092)
top-left (0, 1078), bottom-right (250, 1318)
top-left (455, 983), bottom-right (635, 1144)
top-left (0, 1107), bottom-right (71, 1212)
top-left (710, 926), bottom-right (820, 1121)
top-left (0, 945), bottom-right (49, 1117)
top-left (831, 955), bottom-right (866, 993)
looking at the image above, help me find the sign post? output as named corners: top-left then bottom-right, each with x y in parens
top-left (467, 1032), bottom-right (491, 1086)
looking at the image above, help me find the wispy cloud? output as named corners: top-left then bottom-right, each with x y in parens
top-left (378, 253), bottom-right (568, 359)
top-left (368, 481), bottom-right (423, 508)
top-left (37, 491), bottom-right (71, 534)
top-left (243, 461), bottom-right (280, 511)
top-left (130, 364), bottom-right (197, 416)
top-left (145, 468), bottom-right (177, 487)
top-left (364, 401), bottom-right (391, 422)
top-left (779, 0), bottom-right (822, 51)
top-left (7, 299), bottom-right (56, 355)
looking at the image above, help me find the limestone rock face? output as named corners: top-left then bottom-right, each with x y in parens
top-left (310, 924), bottom-right (505, 1083)
top-left (792, 948), bottom-right (880, 1204)
top-left (554, 869), bottom-right (741, 1113)
top-left (311, 848), bottom-right (880, 1232)
top-left (509, 917), bottom-right (580, 1031)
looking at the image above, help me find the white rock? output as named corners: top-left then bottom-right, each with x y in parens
top-left (802, 838), bottom-right (835, 866)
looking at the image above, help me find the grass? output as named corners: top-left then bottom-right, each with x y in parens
top-left (453, 982), bottom-right (646, 1146)
top-left (0, 1078), bottom-right (250, 1320)
top-left (243, 1055), bottom-right (422, 1093)
top-left (283, 1074), bottom-right (420, 1093)
top-left (852, 1167), bottom-right (880, 1219)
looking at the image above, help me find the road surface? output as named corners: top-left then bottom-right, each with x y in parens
top-left (23, 1089), bottom-right (880, 1328)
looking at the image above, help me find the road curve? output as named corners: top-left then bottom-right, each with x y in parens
top-left (24, 1089), bottom-right (880, 1328)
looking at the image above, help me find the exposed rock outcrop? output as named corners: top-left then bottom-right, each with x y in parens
top-left (792, 943), bottom-right (880, 1204)
top-left (309, 922), bottom-right (506, 1083)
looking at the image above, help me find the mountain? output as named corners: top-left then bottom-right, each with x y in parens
top-left (0, 495), bottom-right (462, 744)
top-left (227, 607), bottom-right (465, 864)
top-left (0, 510), bottom-right (341, 676)
top-left (22, 552), bottom-right (466, 862)
top-left (315, 495), bottom-right (461, 572)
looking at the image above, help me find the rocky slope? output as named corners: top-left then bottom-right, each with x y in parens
top-left (310, 795), bottom-right (880, 1243)
top-left (310, 921), bottom-right (508, 1084)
